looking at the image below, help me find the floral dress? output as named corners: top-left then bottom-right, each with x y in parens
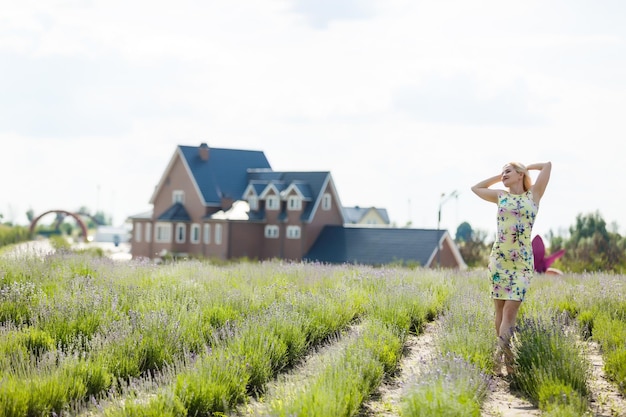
top-left (488, 190), bottom-right (538, 301)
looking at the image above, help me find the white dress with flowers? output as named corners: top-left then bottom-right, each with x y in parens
top-left (488, 190), bottom-right (538, 301)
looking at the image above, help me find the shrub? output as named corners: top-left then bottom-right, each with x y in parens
top-left (0, 281), bottom-right (39, 325)
top-left (0, 225), bottom-right (30, 248)
top-left (270, 320), bottom-right (401, 417)
top-left (604, 349), bottom-right (626, 394)
top-left (537, 379), bottom-right (588, 414)
top-left (436, 292), bottom-right (495, 374)
top-left (67, 359), bottom-right (114, 398)
top-left (591, 312), bottom-right (626, 393)
top-left (20, 328), bottom-right (55, 356)
top-left (175, 350), bottom-right (249, 415)
top-left (577, 310), bottom-right (595, 339)
top-left (104, 393), bottom-right (187, 417)
top-left (511, 316), bottom-right (590, 409)
top-left (49, 235), bottom-right (71, 252)
top-left (0, 381), bottom-right (29, 417)
top-left (400, 353), bottom-right (489, 417)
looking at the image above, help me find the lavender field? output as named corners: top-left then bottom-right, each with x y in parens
top-left (0, 247), bottom-right (625, 416)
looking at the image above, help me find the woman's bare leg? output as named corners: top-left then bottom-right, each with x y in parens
top-left (493, 299), bottom-right (505, 374)
top-left (497, 300), bottom-right (522, 374)
top-left (494, 299), bottom-right (505, 336)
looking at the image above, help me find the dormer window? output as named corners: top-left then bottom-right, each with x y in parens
top-left (287, 195), bottom-right (302, 211)
top-left (266, 195), bottom-right (280, 210)
top-left (173, 190), bottom-right (185, 204)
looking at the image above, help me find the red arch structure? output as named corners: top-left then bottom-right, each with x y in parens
top-left (29, 210), bottom-right (89, 241)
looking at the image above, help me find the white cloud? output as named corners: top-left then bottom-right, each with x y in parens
top-left (392, 75), bottom-right (544, 126)
top-left (2, 0), bottom-right (626, 239)
top-left (290, 0), bottom-right (376, 29)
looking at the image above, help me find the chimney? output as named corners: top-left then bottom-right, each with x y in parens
top-left (199, 142), bottom-right (210, 161)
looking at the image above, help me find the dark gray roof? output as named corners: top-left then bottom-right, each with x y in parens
top-left (247, 171), bottom-right (331, 222)
top-left (304, 226), bottom-right (447, 266)
top-left (157, 202), bottom-right (191, 222)
top-left (179, 145), bottom-right (271, 205)
top-left (289, 182), bottom-right (314, 200)
top-left (248, 181), bottom-right (269, 195)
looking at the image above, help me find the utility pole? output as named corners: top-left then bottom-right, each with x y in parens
top-left (437, 190), bottom-right (459, 267)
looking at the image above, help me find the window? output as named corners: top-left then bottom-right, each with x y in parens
top-left (266, 195), bottom-right (280, 210)
top-left (175, 223), bottom-right (186, 243)
top-left (203, 224), bottom-right (211, 244)
top-left (145, 223), bottom-right (152, 243)
top-left (155, 223), bottom-right (172, 243)
top-left (215, 224), bottom-right (222, 244)
top-left (322, 193), bottom-right (332, 210)
top-left (286, 225), bottom-right (301, 239)
top-left (191, 223), bottom-right (200, 244)
top-left (248, 196), bottom-right (258, 210)
top-left (287, 196), bottom-right (302, 211)
top-left (134, 223), bottom-right (142, 242)
top-left (265, 225), bottom-right (279, 238)
top-left (172, 190), bottom-right (185, 204)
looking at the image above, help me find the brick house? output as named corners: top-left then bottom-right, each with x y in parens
top-left (129, 143), bottom-right (465, 268)
top-left (342, 206), bottom-right (390, 226)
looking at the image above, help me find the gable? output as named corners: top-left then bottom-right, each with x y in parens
top-left (243, 182), bottom-right (269, 198)
top-left (157, 202), bottom-right (191, 221)
top-left (343, 206), bottom-right (390, 225)
top-left (283, 182), bottom-right (312, 200)
top-left (153, 145), bottom-right (272, 206)
top-left (361, 209), bottom-right (384, 224)
top-left (247, 171), bottom-right (343, 223)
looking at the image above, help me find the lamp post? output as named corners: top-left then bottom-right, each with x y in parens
top-left (437, 190), bottom-right (459, 267)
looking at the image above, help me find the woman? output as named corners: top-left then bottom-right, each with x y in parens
top-left (471, 161), bottom-right (552, 375)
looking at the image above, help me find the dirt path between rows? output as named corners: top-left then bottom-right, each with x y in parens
top-left (362, 320), bottom-right (541, 416)
top-left (359, 321), bottom-right (443, 416)
top-left (586, 340), bottom-right (626, 417)
top-left (361, 321), bottom-right (626, 417)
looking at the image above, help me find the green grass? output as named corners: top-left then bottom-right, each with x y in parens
top-left (0, 252), bottom-right (625, 416)
top-left (510, 314), bottom-right (590, 412)
top-left (591, 312), bottom-right (626, 393)
top-left (269, 319), bottom-right (404, 417)
top-left (399, 353), bottom-right (489, 417)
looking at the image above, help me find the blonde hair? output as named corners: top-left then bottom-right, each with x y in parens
top-left (505, 162), bottom-right (532, 191)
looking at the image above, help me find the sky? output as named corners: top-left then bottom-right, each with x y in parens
top-left (2, 0), bottom-right (626, 242)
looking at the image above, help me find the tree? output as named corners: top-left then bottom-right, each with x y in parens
top-left (26, 208), bottom-right (34, 222)
top-left (559, 211), bottom-right (626, 272)
top-left (93, 210), bottom-right (110, 226)
top-left (75, 207), bottom-right (111, 228)
top-left (455, 222), bottom-right (473, 243)
top-left (458, 213), bottom-right (626, 272)
top-left (455, 222), bottom-right (491, 267)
